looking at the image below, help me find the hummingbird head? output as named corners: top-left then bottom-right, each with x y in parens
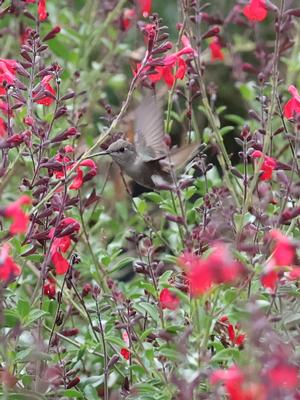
top-left (106, 139), bottom-right (137, 167)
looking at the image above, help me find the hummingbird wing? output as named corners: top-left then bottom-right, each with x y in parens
top-left (160, 142), bottom-right (202, 172)
top-left (135, 96), bottom-right (168, 161)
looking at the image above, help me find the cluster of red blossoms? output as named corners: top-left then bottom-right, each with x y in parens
top-left (179, 244), bottom-right (247, 296)
top-left (211, 362), bottom-right (298, 400)
top-left (243, 0), bottom-right (268, 22)
top-left (261, 230), bottom-right (300, 292)
top-left (121, 0), bottom-right (152, 31)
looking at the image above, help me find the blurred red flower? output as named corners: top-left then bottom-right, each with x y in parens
top-left (211, 365), bottom-right (266, 400)
top-left (159, 288), bottom-right (180, 310)
top-left (4, 195), bottom-right (31, 235)
top-left (243, 0), bottom-right (267, 22)
top-left (0, 117), bottom-right (6, 136)
top-left (283, 85), bottom-right (300, 119)
top-left (251, 150), bottom-right (277, 181)
top-left (267, 364), bottom-right (298, 389)
top-left (33, 75), bottom-right (56, 106)
top-left (121, 8), bottom-right (136, 31)
top-left (209, 37), bottom-right (224, 62)
top-left (120, 347), bottom-right (130, 360)
top-left (219, 316), bottom-right (246, 347)
top-left (180, 244), bottom-right (246, 297)
top-left (38, 0), bottom-right (48, 21)
top-left (261, 230), bottom-right (297, 292)
top-left (0, 244), bottom-right (21, 282)
top-left (43, 277), bottom-right (56, 299)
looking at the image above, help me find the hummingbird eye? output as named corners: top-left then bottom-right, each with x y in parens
top-left (119, 147), bottom-right (125, 153)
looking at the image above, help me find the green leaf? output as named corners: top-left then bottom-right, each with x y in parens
top-left (134, 302), bottom-right (160, 324)
top-left (23, 309), bottom-right (49, 327)
top-left (3, 309), bottom-right (20, 327)
top-left (17, 298), bottom-right (30, 319)
top-left (63, 389), bottom-right (83, 398)
top-left (219, 126), bottom-right (234, 136)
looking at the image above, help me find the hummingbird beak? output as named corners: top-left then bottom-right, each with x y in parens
top-left (89, 151), bottom-right (110, 158)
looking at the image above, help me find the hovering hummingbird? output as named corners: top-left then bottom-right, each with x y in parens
top-left (95, 97), bottom-right (202, 191)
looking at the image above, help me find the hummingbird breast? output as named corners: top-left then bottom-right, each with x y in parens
top-left (123, 157), bottom-right (172, 190)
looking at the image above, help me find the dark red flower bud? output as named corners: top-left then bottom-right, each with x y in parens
top-left (82, 283), bottom-right (92, 297)
top-left (201, 26), bottom-right (220, 40)
top-left (43, 26), bottom-right (61, 41)
top-left (60, 328), bottom-right (79, 337)
top-left (66, 377), bottom-right (80, 389)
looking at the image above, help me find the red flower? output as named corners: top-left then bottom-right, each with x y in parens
top-left (159, 288), bottom-right (180, 310)
top-left (209, 37), bottom-right (224, 62)
top-left (0, 244), bottom-right (21, 282)
top-left (267, 364), bottom-right (298, 389)
top-left (38, 0), bottom-right (47, 21)
top-left (211, 366), bottom-right (266, 400)
top-left (0, 117), bottom-right (6, 137)
top-left (49, 218), bottom-right (80, 275)
top-left (243, 0), bottom-right (267, 22)
top-left (69, 159), bottom-right (97, 190)
top-left (283, 85), bottom-right (300, 119)
top-left (180, 244), bottom-right (246, 297)
top-left (0, 59), bottom-right (18, 95)
top-left (261, 230), bottom-right (297, 292)
top-left (121, 8), bottom-right (136, 31)
top-left (137, 0), bottom-right (151, 18)
top-left (120, 348), bottom-right (130, 360)
top-left (219, 316), bottom-right (246, 347)
top-left (33, 75), bottom-right (56, 106)
top-left (43, 277), bottom-right (56, 299)
top-left (269, 230), bottom-right (295, 266)
top-left (251, 150), bottom-right (277, 181)
top-left (4, 195), bottom-right (31, 235)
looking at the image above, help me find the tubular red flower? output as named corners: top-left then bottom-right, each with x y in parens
top-left (251, 150), bottom-right (277, 181)
top-left (243, 0), bottom-right (267, 22)
top-left (0, 244), bottom-right (21, 282)
top-left (38, 0), bottom-right (47, 21)
top-left (121, 8), bottom-right (136, 31)
top-left (0, 59), bottom-right (18, 95)
top-left (159, 288), bottom-right (180, 310)
top-left (4, 195), bottom-right (31, 235)
top-left (69, 159), bottom-right (97, 190)
top-left (283, 85), bottom-right (300, 119)
top-left (33, 75), bottom-right (56, 106)
top-left (209, 37), bottom-right (224, 62)
top-left (137, 0), bottom-right (151, 18)
top-left (0, 117), bottom-right (6, 137)
top-left (43, 278), bottom-right (56, 299)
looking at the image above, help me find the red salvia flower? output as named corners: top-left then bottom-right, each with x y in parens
top-left (4, 195), bottom-right (31, 235)
top-left (38, 0), bottom-right (48, 21)
top-left (243, 0), bottom-right (268, 22)
top-left (69, 159), bottom-right (97, 190)
top-left (159, 288), bottom-right (180, 310)
top-left (283, 85), bottom-right (300, 119)
top-left (49, 218), bottom-right (80, 275)
top-left (137, 0), bottom-right (152, 17)
top-left (180, 244), bottom-right (246, 297)
top-left (251, 150), bottom-right (277, 181)
top-left (0, 117), bottom-right (6, 137)
top-left (219, 316), bottom-right (246, 347)
top-left (0, 59), bottom-right (18, 95)
top-left (209, 37), bottom-right (224, 62)
top-left (33, 75), bottom-right (56, 106)
top-left (0, 244), bottom-right (21, 282)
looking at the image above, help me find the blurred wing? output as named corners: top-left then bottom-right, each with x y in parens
top-left (135, 96), bottom-right (168, 161)
top-left (168, 142), bottom-right (202, 171)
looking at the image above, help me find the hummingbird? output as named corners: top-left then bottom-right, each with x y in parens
top-left (95, 96), bottom-right (203, 191)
